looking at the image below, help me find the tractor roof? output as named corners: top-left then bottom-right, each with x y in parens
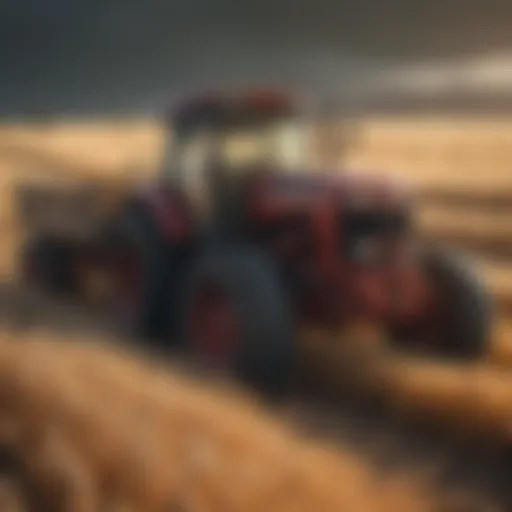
top-left (169, 89), bottom-right (299, 134)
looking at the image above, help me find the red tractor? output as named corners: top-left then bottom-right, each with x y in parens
top-left (20, 89), bottom-right (493, 392)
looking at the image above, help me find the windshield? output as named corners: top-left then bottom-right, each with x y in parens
top-left (162, 118), bottom-right (314, 189)
top-left (217, 120), bottom-right (312, 172)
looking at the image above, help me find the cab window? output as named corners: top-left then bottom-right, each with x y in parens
top-left (218, 121), bottom-right (312, 172)
top-left (162, 131), bottom-right (212, 185)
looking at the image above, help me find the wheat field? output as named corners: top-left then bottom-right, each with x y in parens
top-left (0, 115), bottom-right (511, 511)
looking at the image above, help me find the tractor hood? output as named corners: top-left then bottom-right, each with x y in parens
top-left (331, 169), bottom-right (414, 206)
top-left (268, 168), bottom-right (414, 207)
top-left (252, 168), bottom-right (414, 220)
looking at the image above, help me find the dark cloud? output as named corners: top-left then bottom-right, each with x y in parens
top-left (1, 0), bottom-right (511, 115)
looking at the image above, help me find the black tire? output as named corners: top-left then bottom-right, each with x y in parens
top-left (424, 247), bottom-right (492, 359)
top-left (20, 235), bottom-right (77, 295)
top-left (104, 205), bottom-right (180, 341)
top-left (182, 247), bottom-right (296, 395)
top-left (393, 247), bottom-right (493, 360)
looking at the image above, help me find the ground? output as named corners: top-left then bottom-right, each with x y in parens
top-left (0, 116), bottom-right (511, 511)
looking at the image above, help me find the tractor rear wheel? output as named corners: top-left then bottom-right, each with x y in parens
top-left (182, 247), bottom-right (296, 395)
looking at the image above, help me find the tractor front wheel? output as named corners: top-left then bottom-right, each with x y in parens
top-left (392, 247), bottom-right (493, 361)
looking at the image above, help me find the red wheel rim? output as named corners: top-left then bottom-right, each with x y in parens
top-left (188, 281), bottom-right (239, 364)
top-left (110, 243), bottom-right (143, 322)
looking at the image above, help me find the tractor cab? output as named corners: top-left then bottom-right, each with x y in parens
top-left (161, 90), bottom-right (315, 222)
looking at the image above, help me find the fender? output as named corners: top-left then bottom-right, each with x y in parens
top-left (131, 180), bottom-right (194, 243)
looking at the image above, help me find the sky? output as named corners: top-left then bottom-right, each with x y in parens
top-left (1, 0), bottom-right (512, 116)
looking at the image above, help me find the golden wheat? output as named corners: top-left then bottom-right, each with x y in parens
top-left (0, 333), bottom-right (457, 512)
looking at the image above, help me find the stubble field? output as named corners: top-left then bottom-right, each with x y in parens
top-left (0, 116), bottom-right (511, 511)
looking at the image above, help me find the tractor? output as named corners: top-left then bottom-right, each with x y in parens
top-left (19, 89), bottom-right (493, 392)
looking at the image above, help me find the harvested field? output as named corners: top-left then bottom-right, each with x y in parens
top-left (0, 116), bottom-right (512, 511)
top-left (0, 330), bottom-right (499, 512)
top-left (0, 291), bottom-right (510, 511)
top-left (301, 330), bottom-right (512, 445)
top-left (419, 208), bottom-right (512, 244)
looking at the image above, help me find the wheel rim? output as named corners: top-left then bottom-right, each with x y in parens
top-left (188, 280), bottom-right (239, 365)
